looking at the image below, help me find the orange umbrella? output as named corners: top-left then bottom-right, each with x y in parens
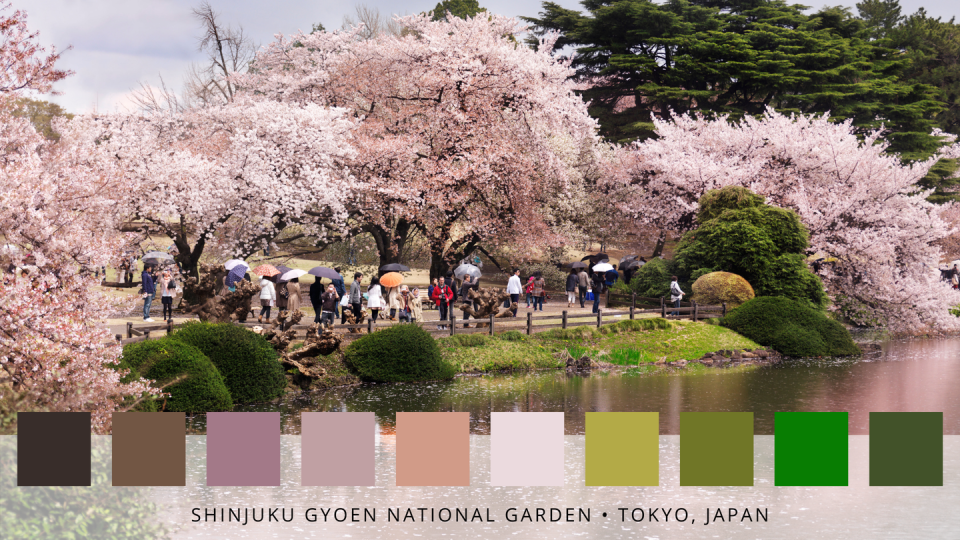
top-left (252, 264), bottom-right (280, 277)
top-left (380, 272), bottom-right (404, 288)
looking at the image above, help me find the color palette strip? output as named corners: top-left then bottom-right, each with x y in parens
top-left (12, 411), bottom-right (947, 488)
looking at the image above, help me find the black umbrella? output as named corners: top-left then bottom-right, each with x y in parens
top-left (308, 266), bottom-right (341, 280)
top-left (569, 261), bottom-right (588, 269)
top-left (379, 263), bottom-right (410, 273)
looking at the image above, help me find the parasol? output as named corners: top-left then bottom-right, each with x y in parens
top-left (380, 272), bottom-right (404, 288)
top-left (379, 263), bottom-right (410, 273)
top-left (253, 264), bottom-right (280, 277)
top-left (279, 268), bottom-right (307, 281)
top-left (593, 262), bottom-right (614, 273)
top-left (224, 259), bottom-right (248, 271)
top-left (453, 263), bottom-right (482, 280)
top-left (307, 266), bottom-right (341, 280)
top-left (225, 265), bottom-right (247, 288)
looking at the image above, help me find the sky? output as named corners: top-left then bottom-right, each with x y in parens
top-left (23, 0), bottom-right (960, 114)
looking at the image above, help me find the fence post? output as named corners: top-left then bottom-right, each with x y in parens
top-left (631, 293), bottom-right (636, 315)
top-left (526, 312), bottom-right (533, 335)
top-left (562, 310), bottom-right (568, 329)
top-left (597, 309), bottom-right (602, 328)
top-left (367, 318), bottom-right (373, 334)
top-left (115, 334), bottom-right (122, 343)
top-left (660, 297), bottom-right (666, 318)
top-left (692, 300), bottom-right (698, 322)
top-left (143, 330), bottom-right (151, 341)
top-left (126, 322), bottom-right (133, 339)
top-left (166, 318), bottom-right (173, 335)
top-left (450, 315), bottom-right (456, 336)
top-left (722, 302), bottom-right (727, 317)
top-left (489, 313), bottom-right (495, 336)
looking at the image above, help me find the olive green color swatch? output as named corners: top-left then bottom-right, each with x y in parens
top-left (869, 412), bottom-right (942, 486)
top-left (585, 412), bottom-right (659, 486)
top-left (680, 412), bottom-right (753, 486)
top-left (774, 412), bottom-right (848, 486)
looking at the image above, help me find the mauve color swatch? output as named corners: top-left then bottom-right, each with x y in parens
top-left (17, 412), bottom-right (91, 486)
top-left (490, 412), bottom-right (564, 486)
top-left (112, 412), bottom-right (186, 486)
top-left (206, 412), bottom-right (280, 486)
top-left (396, 412), bottom-right (470, 486)
top-left (301, 412), bottom-right (375, 486)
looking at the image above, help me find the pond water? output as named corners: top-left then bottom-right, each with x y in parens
top-left (187, 336), bottom-right (960, 435)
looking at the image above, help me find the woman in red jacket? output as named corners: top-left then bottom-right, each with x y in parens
top-left (431, 280), bottom-right (454, 330)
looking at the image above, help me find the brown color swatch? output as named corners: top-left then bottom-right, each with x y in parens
top-left (112, 412), bottom-right (186, 486)
top-left (396, 412), bottom-right (470, 486)
top-left (17, 412), bottom-right (91, 486)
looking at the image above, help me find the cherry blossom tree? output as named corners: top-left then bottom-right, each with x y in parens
top-left (86, 97), bottom-right (357, 277)
top-left (240, 13), bottom-right (600, 278)
top-left (0, 2), bottom-right (154, 433)
top-left (608, 109), bottom-right (960, 334)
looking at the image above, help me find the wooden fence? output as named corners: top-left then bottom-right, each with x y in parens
top-left (114, 293), bottom-right (726, 347)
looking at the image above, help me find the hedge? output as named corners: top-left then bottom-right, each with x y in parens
top-left (344, 324), bottom-right (456, 382)
top-left (170, 322), bottom-right (286, 404)
top-left (721, 296), bottom-right (860, 357)
top-left (116, 338), bottom-right (232, 413)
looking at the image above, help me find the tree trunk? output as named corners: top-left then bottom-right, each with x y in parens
top-left (368, 219), bottom-right (412, 274)
top-left (652, 230), bottom-right (667, 259)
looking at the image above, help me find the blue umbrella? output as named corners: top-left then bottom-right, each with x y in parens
top-left (225, 265), bottom-right (247, 289)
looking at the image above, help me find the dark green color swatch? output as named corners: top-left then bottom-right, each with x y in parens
top-left (870, 412), bottom-right (942, 486)
top-left (680, 412), bottom-right (753, 486)
top-left (775, 412), bottom-right (848, 486)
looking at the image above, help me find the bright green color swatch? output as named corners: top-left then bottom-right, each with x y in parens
top-left (870, 412), bottom-right (943, 486)
top-left (585, 412), bottom-right (659, 486)
top-left (774, 412), bottom-right (848, 486)
top-left (680, 412), bottom-right (753, 486)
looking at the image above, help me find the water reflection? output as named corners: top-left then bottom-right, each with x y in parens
top-left (184, 338), bottom-right (960, 435)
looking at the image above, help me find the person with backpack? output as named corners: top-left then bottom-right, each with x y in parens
top-left (319, 284), bottom-right (339, 328)
top-left (431, 278), bottom-right (454, 329)
top-left (670, 276), bottom-right (685, 316)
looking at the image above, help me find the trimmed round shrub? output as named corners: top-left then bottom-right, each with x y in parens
top-left (170, 322), bottom-right (286, 404)
top-left (116, 338), bottom-right (233, 412)
top-left (721, 296), bottom-right (860, 357)
top-left (344, 324), bottom-right (456, 382)
top-left (692, 271), bottom-right (755, 308)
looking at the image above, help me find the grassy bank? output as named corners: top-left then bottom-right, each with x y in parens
top-left (438, 319), bottom-right (760, 371)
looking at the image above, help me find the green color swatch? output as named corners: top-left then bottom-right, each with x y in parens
top-left (680, 412), bottom-right (753, 486)
top-left (870, 412), bottom-right (942, 486)
top-left (774, 412), bottom-right (848, 486)
top-left (585, 412), bottom-right (659, 486)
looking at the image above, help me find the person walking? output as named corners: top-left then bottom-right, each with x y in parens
top-left (367, 276), bottom-right (383, 322)
top-left (319, 284), bottom-right (339, 328)
top-left (410, 286), bottom-right (424, 322)
top-left (532, 274), bottom-right (546, 311)
top-left (347, 272), bottom-right (363, 324)
top-left (397, 285), bottom-right (413, 323)
top-left (427, 279), bottom-right (438, 311)
top-left (258, 276), bottom-right (276, 322)
top-left (506, 268), bottom-right (522, 316)
top-left (159, 270), bottom-right (177, 321)
top-left (577, 267), bottom-right (589, 308)
top-left (431, 278), bottom-right (454, 329)
top-left (141, 264), bottom-right (156, 322)
top-left (524, 276), bottom-right (535, 308)
top-left (386, 285), bottom-right (399, 321)
top-left (670, 275), bottom-right (685, 316)
top-left (275, 275), bottom-right (289, 313)
top-left (286, 277), bottom-right (302, 316)
top-left (591, 271), bottom-right (604, 314)
top-left (309, 278), bottom-right (325, 325)
top-left (459, 274), bottom-right (475, 327)
top-left (331, 267), bottom-right (345, 319)
top-left (566, 268), bottom-right (578, 308)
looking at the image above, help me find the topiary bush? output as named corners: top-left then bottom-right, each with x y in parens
top-left (692, 271), bottom-right (755, 308)
top-left (721, 296), bottom-right (860, 357)
top-left (344, 324), bottom-right (456, 382)
top-left (115, 338), bottom-right (232, 412)
top-left (170, 322), bottom-right (285, 404)
top-left (627, 257), bottom-right (679, 298)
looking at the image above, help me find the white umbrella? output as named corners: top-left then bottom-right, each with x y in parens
top-left (279, 268), bottom-right (307, 281)
top-left (593, 262), bottom-right (615, 273)
top-left (454, 263), bottom-right (482, 279)
top-left (224, 259), bottom-right (248, 271)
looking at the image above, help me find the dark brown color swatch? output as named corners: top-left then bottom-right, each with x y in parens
top-left (17, 412), bottom-right (91, 486)
top-left (112, 412), bottom-right (186, 486)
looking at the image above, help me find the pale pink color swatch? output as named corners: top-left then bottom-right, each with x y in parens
top-left (301, 412), bottom-right (375, 486)
top-left (490, 412), bottom-right (564, 486)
